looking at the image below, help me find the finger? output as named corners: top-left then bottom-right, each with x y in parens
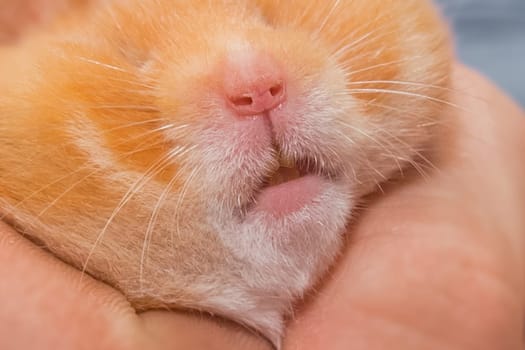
top-left (139, 311), bottom-right (272, 350)
top-left (0, 221), bottom-right (138, 350)
top-left (284, 64), bottom-right (525, 350)
top-left (0, 0), bottom-right (88, 43)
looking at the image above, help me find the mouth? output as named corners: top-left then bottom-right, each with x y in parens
top-left (247, 155), bottom-right (336, 217)
top-left (264, 155), bottom-right (305, 186)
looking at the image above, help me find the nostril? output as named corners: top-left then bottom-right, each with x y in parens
top-left (269, 83), bottom-right (283, 97)
top-left (231, 95), bottom-right (254, 107)
top-left (227, 83), bottom-right (286, 116)
top-left (227, 80), bottom-right (286, 116)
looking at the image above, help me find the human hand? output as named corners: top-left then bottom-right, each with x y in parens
top-left (284, 64), bottom-right (525, 350)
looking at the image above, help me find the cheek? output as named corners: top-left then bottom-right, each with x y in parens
top-left (268, 65), bottom-right (359, 161)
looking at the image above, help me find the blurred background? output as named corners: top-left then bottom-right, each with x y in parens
top-left (436, 0), bottom-right (525, 105)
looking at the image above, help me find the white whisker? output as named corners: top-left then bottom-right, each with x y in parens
top-left (315, 0), bottom-right (341, 37)
top-left (338, 122), bottom-right (403, 175)
top-left (346, 88), bottom-right (464, 111)
top-left (80, 146), bottom-right (188, 280)
top-left (341, 57), bottom-right (423, 77)
top-left (139, 155), bottom-right (190, 289)
top-left (173, 163), bottom-right (201, 251)
top-left (76, 56), bottom-right (128, 73)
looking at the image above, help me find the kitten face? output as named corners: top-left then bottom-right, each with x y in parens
top-left (0, 0), bottom-right (451, 346)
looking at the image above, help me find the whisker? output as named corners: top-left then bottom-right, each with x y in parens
top-left (338, 122), bottom-right (404, 176)
top-left (332, 26), bottom-right (399, 61)
top-left (90, 105), bottom-right (160, 112)
top-left (34, 138), bottom-right (174, 218)
top-left (138, 150), bottom-right (194, 289)
top-left (173, 162), bottom-right (201, 251)
top-left (139, 146), bottom-right (195, 289)
top-left (80, 146), bottom-right (188, 281)
top-left (99, 118), bottom-right (173, 133)
top-left (346, 88), bottom-right (465, 111)
top-left (374, 127), bottom-right (439, 174)
top-left (314, 0), bottom-right (341, 37)
top-left (75, 56), bottom-right (129, 73)
top-left (345, 80), bottom-right (453, 92)
top-left (340, 57), bottom-right (423, 77)
top-left (1, 122), bottom-right (188, 219)
top-left (290, 1), bottom-right (319, 27)
top-left (363, 101), bottom-right (452, 128)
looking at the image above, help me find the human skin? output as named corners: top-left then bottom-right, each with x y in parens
top-left (0, 0), bottom-right (59, 42)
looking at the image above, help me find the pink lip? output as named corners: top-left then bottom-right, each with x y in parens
top-left (252, 175), bottom-right (323, 217)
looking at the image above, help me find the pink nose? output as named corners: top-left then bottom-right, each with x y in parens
top-left (223, 53), bottom-right (287, 116)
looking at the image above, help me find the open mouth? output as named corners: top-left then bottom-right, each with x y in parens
top-left (262, 153), bottom-right (337, 187)
top-left (246, 155), bottom-right (336, 217)
top-left (264, 155), bottom-right (306, 187)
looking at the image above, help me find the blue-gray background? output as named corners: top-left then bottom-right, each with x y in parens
top-left (436, 0), bottom-right (525, 105)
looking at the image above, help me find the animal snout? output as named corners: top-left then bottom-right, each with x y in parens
top-left (222, 51), bottom-right (287, 116)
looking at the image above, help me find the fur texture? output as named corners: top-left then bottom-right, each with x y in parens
top-left (0, 0), bottom-right (451, 347)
